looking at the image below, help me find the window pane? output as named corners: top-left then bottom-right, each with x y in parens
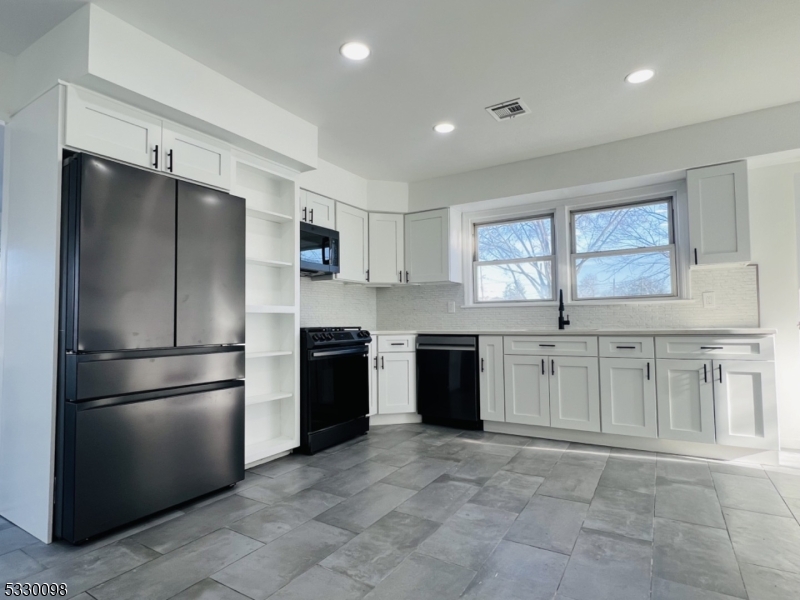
top-left (574, 251), bottom-right (672, 299)
top-left (574, 201), bottom-right (670, 254)
top-left (477, 217), bottom-right (552, 261)
top-left (476, 260), bottom-right (553, 302)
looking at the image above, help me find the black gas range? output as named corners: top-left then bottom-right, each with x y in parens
top-left (298, 327), bottom-right (372, 454)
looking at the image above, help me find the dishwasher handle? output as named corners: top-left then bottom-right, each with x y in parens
top-left (416, 345), bottom-right (476, 352)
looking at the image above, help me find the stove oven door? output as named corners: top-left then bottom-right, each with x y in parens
top-left (306, 345), bottom-right (369, 433)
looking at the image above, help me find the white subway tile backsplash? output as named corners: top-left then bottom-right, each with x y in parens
top-left (374, 265), bottom-right (759, 331)
top-left (300, 278), bottom-right (377, 329)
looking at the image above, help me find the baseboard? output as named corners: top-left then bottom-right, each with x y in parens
top-left (370, 413), bottom-right (423, 426)
top-left (484, 422), bottom-right (780, 465)
top-left (245, 450), bottom-right (290, 469)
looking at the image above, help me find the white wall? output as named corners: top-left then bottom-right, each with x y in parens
top-left (0, 51), bottom-right (14, 120)
top-left (0, 86), bottom-right (63, 542)
top-left (367, 180), bottom-right (409, 213)
top-left (298, 158), bottom-right (369, 210)
top-left (409, 100), bottom-right (800, 212)
top-left (748, 160), bottom-right (800, 451)
top-left (300, 279), bottom-right (377, 330)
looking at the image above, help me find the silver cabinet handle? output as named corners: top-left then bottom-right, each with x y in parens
top-left (381, 356), bottom-right (384, 369)
top-left (718, 364), bottom-right (723, 383)
top-left (373, 356), bottom-right (378, 370)
top-left (551, 359), bottom-right (555, 376)
top-left (541, 359), bottom-right (545, 375)
top-left (647, 362), bottom-right (650, 380)
top-left (309, 208), bottom-right (314, 223)
top-left (481, 358), bottom-right (485, 372)
top-left (302, 207), bottom-right (307, 221)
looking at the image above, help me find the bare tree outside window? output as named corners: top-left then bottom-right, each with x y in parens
top-left (571, 199), bottom-right (675, 299)
top-left (474, 216), bottom-right (555, 302)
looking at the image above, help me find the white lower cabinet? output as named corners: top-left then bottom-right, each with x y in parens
top-left (656, 359), bottom-right (715, 444)
top-left (549, 357), bottom-right (601, 432)
top-left (479, 336), bottom-right (505, 422)
top-left (504, 355), bottom-right (550, 426)
top-left (599, 358), bottom-right (657, 438)
top-left (367, 340), bottom-right (378, 417)
top-left (713, 360), bottom-right (777, 449)
top-left (378, 352), bottom-right (417, 414)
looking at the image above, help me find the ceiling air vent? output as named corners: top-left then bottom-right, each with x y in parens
top-left (485, 98), bottom-right (530, 121)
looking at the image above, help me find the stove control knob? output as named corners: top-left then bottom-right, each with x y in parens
top-left (362, 330), bottom-right (370, 338)
top-left (326, 333), bottom-right (334, 340)
top-left (311, 334), bottom-right (320, 341)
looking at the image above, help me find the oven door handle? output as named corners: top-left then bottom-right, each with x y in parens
top-left (416, 345), bottom-right (476, 352)
top-left (310, 347), bottom-right (369, 358)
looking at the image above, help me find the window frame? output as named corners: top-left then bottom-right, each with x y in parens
top-left (569, 197), bottom-right (678, 301)
top-left (462, 181), bottom-right (690, 308)
top-left (472, 214), bottom-right (557, 305)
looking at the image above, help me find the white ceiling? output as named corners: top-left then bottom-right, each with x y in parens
top-left (2, 1), bottom-right (800, 182)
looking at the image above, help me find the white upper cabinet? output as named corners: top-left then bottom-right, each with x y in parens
top-left (599, 358), bottom-right (657, 438)
top-left (713, 360), bottom-right (777, 449)
top-left (404, 208), bottom-right (462, 284)
top-left (687, 161), bottom-right (750, 266)
top-left (479, 336), bottom-right (505, 422)
top-left (162, 122), bottom-right (231, 189)
top-left (65, 86), bottom-right (162, 170)
top-left (301, 190), bottom-right (336, 229)
top-left (336, 203), bottom-right (369, 282)
top-left (65, 86), bottom-right (232, 190)
top-left (549, 357), bottom-right (601, 432)
top-left (369, 213), bottom-right (405, 284)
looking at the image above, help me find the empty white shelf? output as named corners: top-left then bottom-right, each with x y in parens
top-left (245, 437), bottom-right (297, 465)
top-left (246, 207), bottom-right (293, 223)
top-left (245, 392), bottom-right (293, 406)
top-left (245, 350), bottom-right (293, 358)
top-left (246, 305), bottom-right (296, 314)
top-left (246, 257), bottom-right (293, 268)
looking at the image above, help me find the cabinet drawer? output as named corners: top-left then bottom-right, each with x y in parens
top-left (599, 337), bottom-right (654, 359)
top-left (655, 336), bottom-right (774, 361)
top-left (378, 335), bottom-right (415, 352)
top-left (504, 336), bottom-right (598, 357)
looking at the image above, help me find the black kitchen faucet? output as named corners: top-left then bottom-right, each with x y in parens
top-left (558, 289), bottom-right (570, 330)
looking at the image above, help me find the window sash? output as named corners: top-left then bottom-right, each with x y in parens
top-left (570, 198), bottom-right (674, 255)
top-left (571, 245), bottom-right (677, 300)
top-left (473, 256), bottom-right (556, 304)
top-left (474, 214), bottom-right (555, 262)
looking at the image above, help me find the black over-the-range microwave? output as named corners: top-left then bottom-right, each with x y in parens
top-left (300, 221), bottom-right (340, 276)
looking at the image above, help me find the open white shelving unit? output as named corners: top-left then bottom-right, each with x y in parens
top-left (232, 156), bottom-right (300, 467)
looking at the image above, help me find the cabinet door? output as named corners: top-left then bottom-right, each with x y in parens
top-left (336, 203), bottom-right (369, 282)
top-left (74, 155), bottom-right (176, 352)
top-left (549, 357), bottom-right (601, 432)
top-left (65, 86), bottom-right (162, 170)
top-left (176, 181), bottom-right (245, 346)
top-left (599, 358), bottom-right (657, 438)
top-left (378, 352), bottom-right (416, 414)
top-left (503, 355), bottom-right (549, 426)
top-left (304, 191), bottom-right (336, 229)
top-left (713, 360), bottom-right (777, 449)
top-left (369, 213), bottom-right (405, 284)
top-left (162, 122), bottom-right (231, 189)
top-left (656, 359), bottom-right (715, 443)
top-left (688, 161), bottom-right (750, 265)
top-left (405, 208), bottom-right (459, 283)
top-left (479, 337), bottom-right (505, 422)
top-left (368, 340), bottom-right (378, 417)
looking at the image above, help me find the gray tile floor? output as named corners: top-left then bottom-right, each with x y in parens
top-left (3, 424), bottom-right (800, 599)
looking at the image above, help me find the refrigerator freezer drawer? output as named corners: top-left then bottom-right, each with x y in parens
top-left (70, 348), bottom-right (244, 401)
top-left (60, 383), bottom-right (244, 543)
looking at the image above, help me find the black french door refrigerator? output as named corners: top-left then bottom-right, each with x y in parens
top-left (55, 153), bottom-right (246, 543)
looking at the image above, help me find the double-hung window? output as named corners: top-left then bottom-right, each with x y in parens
top-left (474, 215), bottom-right (555, 303)
top-left (570, 198), bottom-right (676, 300)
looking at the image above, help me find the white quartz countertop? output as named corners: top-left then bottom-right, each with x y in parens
top-left (370, 328), bottom-right (775, 336)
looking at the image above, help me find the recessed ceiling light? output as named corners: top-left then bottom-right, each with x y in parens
top-left (433, 123), bottom-right (455, 133)
top-left (625, 69), bottom-right (655, 84)
top-left (340, 42), bottom-right (370, 61)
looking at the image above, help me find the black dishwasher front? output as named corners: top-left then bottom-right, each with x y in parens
top-left (416, 335), bottom-right (482, 430)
